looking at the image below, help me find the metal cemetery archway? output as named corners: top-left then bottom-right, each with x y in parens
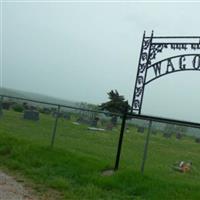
top-left (114, 32), bottom-right (200, 173)
top-left (131, 31), bottom-right (200, 115)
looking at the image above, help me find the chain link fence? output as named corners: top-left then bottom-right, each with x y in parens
top-left (1, 94), bottom-right (200, 174)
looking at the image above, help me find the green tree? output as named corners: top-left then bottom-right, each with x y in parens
top-left (99, 90), bottom-right (130, 126)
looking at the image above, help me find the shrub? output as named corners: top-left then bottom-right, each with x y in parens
top-left (12, 104), bottom-right (24, 112)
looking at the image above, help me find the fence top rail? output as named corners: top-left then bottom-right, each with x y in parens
top-left (1, 94), bottom-right (200, 128)
top-left (0, 94), bottom-right (122, 117)
top-left (129, 113), bottom-right (200, 129)
top-left (145, 36), bottom-right (200, 39)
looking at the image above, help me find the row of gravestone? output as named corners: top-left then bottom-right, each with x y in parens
top-left (0, 101), bottom-right (73, 121)
top-left (137, 126), bottom-right (182, 137)
top-left (52, 111), bottom-right (71, 120)
top-left (0, 103), bottom-right (39, 120)
top-left (2, 102), bottom-right (199, 139)
top-left (76, 116), bottom-right (100, 127)
top-left (76, 116), bottom-right (116, 131)
top-left (0, 101), bottom-right (117, 130)
top-left (24, 112), bottom-right (115, 131)
top-left (0, 102), bottom-right (114, 129)
top-left (0, 104), bottom-right (39, 121)
top-left (23, 110), bottom-right (72, 121)
top-left (4, 102), bottom-right (200, 141)
top-left (137, 127), bottom-right (200, 143)
top-left (1, 101), bottom-right (41, 112)
top-left (163, 132), bottom-right (200, 143)
top-left (1, 102), bottom-right (11, 110)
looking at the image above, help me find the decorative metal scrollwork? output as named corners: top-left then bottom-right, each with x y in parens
top-left (143, 38), bottom-right (150, 49)
top-left (132, 35), bottom-right (152, 113)
top-left (137, 76), bottom-right (144, 84)
top-left (141, 52), bottom-right (148, 61)
top-left (133, 99), bottom-right (140, 109)
top-left (139, 63), bottom-right (146, 73)
top-left (135, 87), bottom-right (143, 97)
top-left (149, 44), bottom-right (168, 62)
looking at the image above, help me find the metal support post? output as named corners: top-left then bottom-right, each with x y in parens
top-left (141, 120), bottom-right (152, 174)
top-left (51, 105), bottom-right (60, 147)
top-left (0, 96), bottom-right (3, 117)
top-left (114, 106), bottom-right (128, 171)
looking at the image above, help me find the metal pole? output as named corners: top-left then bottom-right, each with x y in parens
top-left (0, 96), bottom-right (3, 117)
top-left (51, 105), bottom-right (60, 147)
top-left (114, 106), bottom-right (128, 171)
top-left (141, 120), bottom-right (152, 174)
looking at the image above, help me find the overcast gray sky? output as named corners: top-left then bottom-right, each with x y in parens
top-left (1, 1), bottom-right (200, 122)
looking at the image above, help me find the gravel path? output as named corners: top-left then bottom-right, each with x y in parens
top-left (0, 171), bottom-right (36, 200)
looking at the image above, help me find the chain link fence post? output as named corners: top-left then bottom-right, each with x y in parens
top-left (0, 96), bottom-right (3, 117)
top-left (51, 105), bottom-right (60, 147)
top-left (141, 120), bottom-right (152, 174)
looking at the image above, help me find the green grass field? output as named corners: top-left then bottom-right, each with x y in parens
top-left (0, 110), bottom-right (200, 199)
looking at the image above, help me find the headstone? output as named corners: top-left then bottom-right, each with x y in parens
top-left (63, 113), bottom-right (71, 120)
top-left (0, 104), bottom-right (2, 117)
top-left (76, 117), bottom-right (91, 125)
top-left (76, 117), bottom-right (83, 123)
top-left (51, 107), bottom-right (57, 113)
top-left (23, 102), bottom-right (29, 110)
top-left (126, 127), bottom-right (130, 133)
top-left (30, 105), bottom-right (37, 110)
top-left (106, 123), bottom-right (113, 131)
top-left (0, 97), bottom-right (3, 117)
top-left (111, 117), bottom-right (117, 126)
top-left (42, 107), bottom-right (51, 114)
top-left (90, 117), bottom-right (99, 127)
top-left (176, 133), bottom-right (182, 139)
top-left (24, 110), bottom-right (39, 121)
top-left (52, 111), bottom-right (62, 118)
top-left (151, 130), bottom-right (157, 135)
top-left (163, 132), bottom-right (172, 138)
top-left (2, 102), bottom-right (10, 110)
top-left (137, 127), bottom-right (144, 133)
top-left (195, 138), bottom-right (200, 143)
top-left (97, 119), bottom-right (103, 127)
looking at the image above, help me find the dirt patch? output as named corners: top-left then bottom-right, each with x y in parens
top-left (0, 171), bottom-right (37, 200)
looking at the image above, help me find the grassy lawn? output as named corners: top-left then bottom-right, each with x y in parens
top-left (0, 110), bottom-right (200, 199)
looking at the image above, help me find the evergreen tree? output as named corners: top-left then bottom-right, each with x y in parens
top-left (100, 90), bottom-right (130, 126)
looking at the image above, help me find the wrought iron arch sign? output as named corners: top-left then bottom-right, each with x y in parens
top-left (114, 33), bottom-right (200, 173)
top-left (131, 31), bottom-right (200, 115)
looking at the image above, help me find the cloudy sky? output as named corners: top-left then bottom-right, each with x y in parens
top-left (1, 1), bottom-right (200, 122)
